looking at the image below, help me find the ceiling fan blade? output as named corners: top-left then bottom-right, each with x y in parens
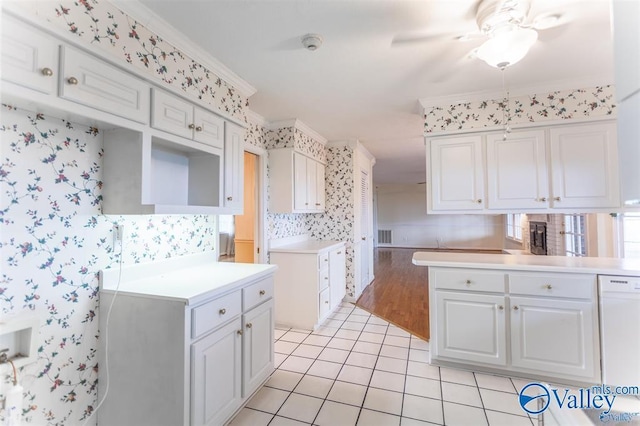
top-left (392, 31), bottom-right (457, 46)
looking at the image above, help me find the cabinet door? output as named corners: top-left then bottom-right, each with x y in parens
top-left (434, 291), bottom-right (507, 366)
top-left (191, 318), bottom-right (242, 426)
top-left (151, 88), bottom-right (194, 138)
top-left (1, 14), bottom-right (58, 95)
top-left (315, 162), bottom-right (326, 211)
top-left (329, 248), bottom-right (346, 309)
top-left (319, 287), bottom-right (331, 320)
top-left (429, 136), bottom-right (485, 211)
top-left (510, 296), bottom-right (598, 380)
top-left (293, 152), bottom-right (308, 211)
top-left (306, 158), bottom-right (318, 211)
top-left (224, 122), bottom-right (245, 213)
top-left (486, 130), bottom-right (548, 210)
top-left (60, 46), bottom-right (150, 124)
top-left (193, 108), bottom-right (224, 149)
top-left (242, 300), bottom-right (274, 398)
top-left (549, 122), bottom-right (619, 208)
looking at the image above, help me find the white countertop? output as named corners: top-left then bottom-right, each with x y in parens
top-left (100, 251), bottom-right (277, 304)
top-left (412, 252), bottom-right (640, 276)
top-left (269, 240), bottom-right (346, 254)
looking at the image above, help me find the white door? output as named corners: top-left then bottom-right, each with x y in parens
top-left (193, 107), bottom-right (224, 149)
top-left (510, 296), bottom-right (598, 380)
top-left (242, 300), bottom-right (274, 397)
top-left (315, 162), bottom-right (326, 211)
top-left (549, 122), bottom-right (619, 208)
top-left (224, 122), bottom-right (245, 213)
top-left (486, 130), bottom-right (548, 210)
top-left (191, 318), bottom-right (242, 426)
top-left (359, 168), bottom-right (372, 295)
top-left (306, 158), bottom-right (318, 211)
top-left (435, 291), bottom-right (507, 366)
top-left (429, 136), bottom-right (485, 211)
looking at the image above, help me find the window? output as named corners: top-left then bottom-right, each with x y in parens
top-left (506, 213), bottom-right (523, 241)
top-left (563, 214), bottom-right (587, 257)
top-left (620, 213), bottom-right (640, 258)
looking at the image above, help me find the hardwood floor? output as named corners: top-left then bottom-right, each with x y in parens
top-left (356, 248), bottom-right (430, 341)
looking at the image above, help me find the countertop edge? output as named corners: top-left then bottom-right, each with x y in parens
top-left (269, 240), bottom-right (346, 254)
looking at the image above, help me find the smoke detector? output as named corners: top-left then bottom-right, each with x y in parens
top-left (301, 33), bottom-right (323, 51)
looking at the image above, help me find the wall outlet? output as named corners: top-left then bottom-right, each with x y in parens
top-left (113, 223), bottom-right (124, 250)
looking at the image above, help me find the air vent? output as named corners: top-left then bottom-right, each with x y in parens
top-left (378, 229), bottom-right (392, 244)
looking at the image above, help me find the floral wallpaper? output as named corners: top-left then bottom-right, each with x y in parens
top-left (424, 85), bottom-right (616, 133)
top-left (264, 127), bottom-right (327, 164)
top-left (13, 0), bottom-right (248, 121)
top-left (307, 146), bottom-right (357, 298)
top-left (0, 105), bottom-right (217, 425)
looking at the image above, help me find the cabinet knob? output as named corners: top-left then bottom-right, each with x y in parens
top-left (362, 237), bottom-right (366, 241)
top-left (315, 203), bottom-right (321, 206)
top-left (554, 196), bottom-right (561, 202)
top-left (305, 202), bottom-right (309, 205)
top-left (227, 196), bottom-right (233, 201)
top-left (324, 277), bottom-right (329, 280)
top-left (325, 300), bottom-right (329, 304)
top-left (513, 306), bottom-right (519, 311)
top-left (195, 126), bottom-right (203, 132)
top-left (337, 251), bottom-right (342, 254)
top-left (237, 330), bottom-right (243, 336)
top-left (498, 305), bottom-right (504, 310)
top-left (259, 290), bottom-right (266, 296)
top-left (465, 280), bottom-right (472, 285)
top-left (246, 323), bottom-right (253, 328)
top-left (545, 284), bottom-right (552, 290)
top-left (476, 199), bottom-right (482, 204)
top-left (219, 308), bottom-right (226, 315)
top-left (67, 76), bottom-right (78, 85)
top-left (41, 67), bottom-right (54, 77)
top-left (188, 123), bottom-right (195, 129)
top-left (537, 197), bottom-right (547, 202)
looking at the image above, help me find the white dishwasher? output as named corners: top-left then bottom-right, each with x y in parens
top-left (599, 275), bottom-right (640, 387)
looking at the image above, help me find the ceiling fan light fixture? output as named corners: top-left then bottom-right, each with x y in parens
top-left (476, 26), bottom-right (538, 68)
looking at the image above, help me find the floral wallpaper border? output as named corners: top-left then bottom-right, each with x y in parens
top-left (424, 85), bottom-right (616, 134)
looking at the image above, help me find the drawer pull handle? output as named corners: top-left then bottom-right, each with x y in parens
top-left (237, 330), bottom-right (243, 336)
top-left (41, 67), bottom-right (53, 77)
top-left (545, 284), bottom-right (553, 290)
top-left (195, 126), bottom-right (203, 132)
top-left (315, 203), bottom-right (321, 206)
top-left (188, 123), bottom-right (195, 129)
top-left (219, 308), bottom-right (226, 315)
top-left (67, 76), bottom-right (78, 85)
top-left (537, 197), bottom-right (547, 202)
top-left (227, 196), bottom-right (233, 201)
top-left (476, 199), bottom-right (482, 204)
top-left (465, 280), bottom-right (472, 285)
top-left (259, 290), bottom-right (266, 296)
top-left (554, 196), bottom-right (561, 202)
top-left (498, 305), bottom-right (504, 310)
top-left (513, 306), bottom-right (519, 311)
top-left (246, 323), bottom-right (253, 328)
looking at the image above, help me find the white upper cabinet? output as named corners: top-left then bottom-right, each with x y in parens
top-left (59, 46), bottom-right (150, 124)
top-left (549, 122), bottom-right (619, 209)
top-left (428, 135), bottom-right (484, 212)
top-left (486, 130), bottom-right (548, 210)
top-left (1, 14), bottom-right (58, 95)
top-left (224, 122), bottom-right (245, 213)
top-left (269, 149), bottom-right (325, 214)
top-left (151, 88), bottom-right (225, 150)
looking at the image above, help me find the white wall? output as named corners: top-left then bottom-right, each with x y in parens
top-left (376, 184), bottom-right (505, 249)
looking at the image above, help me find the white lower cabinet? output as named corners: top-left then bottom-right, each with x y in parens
top-left (271, 243), bottom-right (346, 330)
top-left (430, 267), bottom-right (600, 383)
top-left (98, 274), bottom-right (275, 426)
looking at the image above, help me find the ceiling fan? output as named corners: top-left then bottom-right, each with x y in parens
top-left (394, 0), bottom-right (567, 68)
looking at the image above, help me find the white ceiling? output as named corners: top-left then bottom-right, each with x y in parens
top-left (137, 0), bottom-right (614, 184)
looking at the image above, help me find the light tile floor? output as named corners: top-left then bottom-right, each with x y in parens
top-left (229, 303), bottom-right (538, 426)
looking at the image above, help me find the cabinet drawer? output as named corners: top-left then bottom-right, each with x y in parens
top-left (319, 252), bottom-right (329, 270)
top-left (192, 291), bottom-right (242, 339)
top-left (432, 268), bottom-right (506, 293)
top-left (319, 287), bottom-right (331, 319)
top-left (59, 46), bottom-right (150, 124)
top-left (243, 277), bottom-right (274, 311)
top-left (509, 273), bottom-right (595, 300)
top-left (319, 268), bottom-right (330, 291)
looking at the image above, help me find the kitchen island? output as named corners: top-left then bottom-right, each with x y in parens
top-left (412, 251), bottom-right (640, 386)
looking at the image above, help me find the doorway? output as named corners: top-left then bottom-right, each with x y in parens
top-left (234, 151), bottom-right (258, 263)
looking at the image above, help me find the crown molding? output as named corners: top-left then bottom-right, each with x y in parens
top-left (327, 139), bottom-right (358, 149)
top-left (111, 0), bottom-right (257, 98)
top-left (419, 77), bottom-right (615, 110)
top-left (245, 109), bottom-right (267, 127)
top-left (267, 119), bottom-right (328, 145)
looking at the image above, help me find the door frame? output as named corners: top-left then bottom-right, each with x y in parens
top-left (244, 143), bottom-right (268, 264)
